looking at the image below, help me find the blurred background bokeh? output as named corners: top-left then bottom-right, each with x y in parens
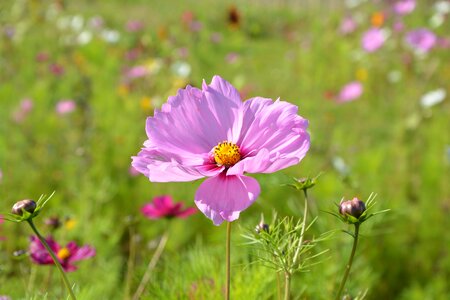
top-left (0, 0), bottom-right (449, 299)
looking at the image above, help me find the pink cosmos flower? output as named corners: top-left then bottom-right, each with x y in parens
top-left (406, 28), bottom-right (437, 53)
top-left (339, 16), bottom-right (357, 35)
top-left (56, 100), bottom-right (76, 115)
top-left (126, 20), bottom-right (144, 32)
top-left (336, 81), bottom-right (363, 103)
top-left (362, 28), bottom-right (386, 52)
top-left (124, 65), bottom-right (148, 81)
top-left (141, 195), bottom-right (197, 219)
top-left (13, 98), bottom-right (34, 123)
top-left (132, 76), bottom-right (310, 225)
top-left (29, 236), bottom-right (95, 272)
top-left (393, 0), bottom-right (416, 16)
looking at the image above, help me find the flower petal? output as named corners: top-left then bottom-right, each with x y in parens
top-left (234, 97), bottom-right (310, 174)
top-left (194, 174), bottom-right (260, 225)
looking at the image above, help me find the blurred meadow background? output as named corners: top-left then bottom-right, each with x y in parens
top-left (0, 0), bottom-right (449, 299)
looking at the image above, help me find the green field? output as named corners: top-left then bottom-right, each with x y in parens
top-left (0, 0), bottom-right (449, 299)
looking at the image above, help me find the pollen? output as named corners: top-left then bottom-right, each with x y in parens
top-left (214, 141), bottom-right (241, 167)
top-left (57, 247), bottom-right (71, 260)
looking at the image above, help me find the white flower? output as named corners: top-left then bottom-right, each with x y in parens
top-left (171, 61), bottom-right (191, 78)
top-left (101, 29), bottom-right (120, 43)
top-left (420, 88), bottom-right (446, 108)
top-left (77, 31), bottom-right (92, 45)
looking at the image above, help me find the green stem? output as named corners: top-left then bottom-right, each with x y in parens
top-left (293, 189), bottom-right (309, 266)
top-left (225, 221), bottom-right (232, 300)
top-left (276, 271), bottom-right (282, 300)
top-left (132, 231), bottom-right (169, 300)
top-left (283, 272), bottom-right (291, 300)
top-left (335, 224), bottom-right (360, 300)
top-left (27, 219), bottom-right (76, 300)
top-left (124, 225), bottom-right (137, 300)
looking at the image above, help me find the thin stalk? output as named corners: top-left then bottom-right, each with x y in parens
top-left (27, 219), bottom-right (76, 300)
top-left (132, 231), bottom-right (169, 300)
top-left (335, 224), bottom-right (360, 300)
top-left (284, 272), bottom-right (291, 300)
top-left (293, 189), bottom-right (309, 267)
top-left (124, 226), bottom-right (137, 300)
top-left (225, 221), bottom-right (232, 300)
top-left (276, 271), bottom-right (282, 300)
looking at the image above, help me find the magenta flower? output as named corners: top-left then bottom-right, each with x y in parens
top-left (126, 20), bottom-right (144, 32)
top-left (132, 76), bottom-right (310, 225)
top-left (393, 0), bottom-right (416, 16)
top-left (56, 100), bottom-right (76, 115)
top-left (406, 28), bottom-right (437, 53)
top-left (141, 195), bottom-right (197, 220)
top-left (362, 28), bottom-right (386, 52)
top-left (29, 236), bottom-right (95, 272)
top-left (336, 81), bottom-right (363, 103)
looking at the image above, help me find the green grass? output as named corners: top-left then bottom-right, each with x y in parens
top-left (0, 0), bottom-right (449, 299)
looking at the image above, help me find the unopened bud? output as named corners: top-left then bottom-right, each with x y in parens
top-left (339, 198), bottom-right (366, 219)
top-left (255, 222), bottom-right (269, 234)
top-left (44, 216), bottom-right (61, 230)
top-left (12, 200), bottom-right (36, 216)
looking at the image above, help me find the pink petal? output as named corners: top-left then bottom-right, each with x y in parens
top-left (194, 174), bottom-right (260, 226)
top-left (176, 207), bottom-right (197, 218)
top-left (230, 97), bottom-right (309, 175)
top-left (70, 245), bottom-right (96, 262)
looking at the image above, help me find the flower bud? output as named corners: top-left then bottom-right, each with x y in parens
top-left (339, 198), bottom-right (366, 219)
top-left (255, 221), bottom-right (269, 234)
top-left (12, 200), bottom-right (36, 216)
top-left (44, 216), bottom-right (61, 230)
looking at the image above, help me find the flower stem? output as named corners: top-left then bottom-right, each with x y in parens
top-left (335, 223), bottom-right (360, 300)
top-left (132, 231), bottom-right (169, 300)
top-left (225, 221), bottom-right (232, 300)
top-left (293, 189), bottom-right (309, 267)
top-left (124, 225), bottom-right (137, 300)
top-left (26, 219), bottom-right (76, 300)
top-left (276, 271), bottom-right (282, 300)
top-left (283, 272), bottom-right (291, 300)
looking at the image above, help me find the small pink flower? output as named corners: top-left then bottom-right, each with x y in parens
top-left (49, 63), bottom-right (65, 76)
top-left (124, 65), bottom-right (148, 81)
top-left (225, 52), bottom-right (239, 64)
top-left (29, 236), bottom-right (95, 272)
top-left (336, 81), bottom-right (363, 103)
top-left (36, 52), bottom-right (49, 62)
top-left (56, 100), bottom-right (76, 115)
top-left (362, 28), bottom-right (386, 52)
top-left (393, 0), bottom-right (416, 16)
top-left (13, 98), bottom-right (34, 123)
top-left (126, 20), bottom-right (144, 32)
top-left (339, 16), bottom-right (357, 35)
top-left (406, 28), bottom-right (437, 53)
top-left (141, 195), bottom-right (197, 220)
top-left (393, 21), bottom-right (405, 32)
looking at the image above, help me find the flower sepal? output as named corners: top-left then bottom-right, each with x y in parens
top-left (5, 192), bottom-right (55, 223)
top-left (285, 173), bottom-right (321, 192)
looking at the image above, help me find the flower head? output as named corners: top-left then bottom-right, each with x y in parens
top-left (405, 28), bottom-right (437, 53)
top-left (56, 100), bottom-right (76, 115)
top-left (141, 195), bottom-right (197, 220)
top-left (362, 28), bottom-right (387, 52)
top-left (29, 235), bottom-right (95, 272)
top-left (132, 76), bottom-right (310, 225)
top-left (336, 81), bottom-right (363, 103)
top-left (393, 0), bottom-right (416, 16)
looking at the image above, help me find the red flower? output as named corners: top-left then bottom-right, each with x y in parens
top-left (29, 236), bottom-right (95, 272)
top-left (141, 195), bottom-right (197, 220)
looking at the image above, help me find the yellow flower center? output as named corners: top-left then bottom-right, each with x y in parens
top-left (57, 247), bottom-right (71, 260)
top-left (214, 141), bottom-right (241, 167)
